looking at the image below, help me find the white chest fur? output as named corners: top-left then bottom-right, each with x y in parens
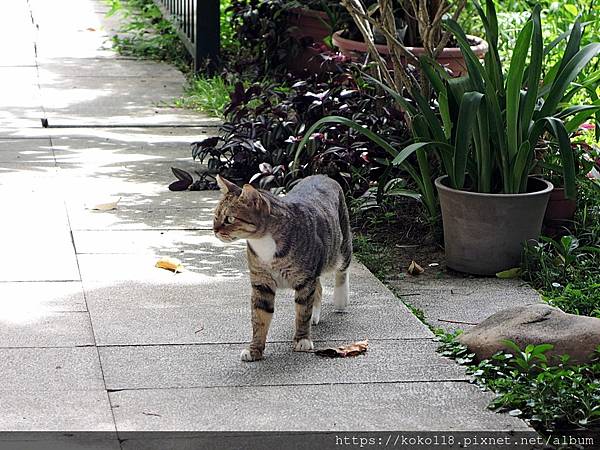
top-left (247, 234), bottom-right (277, 265)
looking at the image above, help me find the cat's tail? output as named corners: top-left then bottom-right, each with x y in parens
top-left (334, 190), bottom-right (352, 311)
top-left (338, 190), bottom-right (352, 272)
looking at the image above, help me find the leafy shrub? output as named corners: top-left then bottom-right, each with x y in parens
top-left (226, 0), bottom-right (300, 78)
top-left (191, 70), bottom-right (410, 196)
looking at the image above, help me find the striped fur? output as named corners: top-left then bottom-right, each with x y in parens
top-left (214, 175), bottom-right (352, 361)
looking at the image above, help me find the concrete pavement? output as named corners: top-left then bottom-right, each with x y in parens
top-left (0, 0), bottom-right (537, 448)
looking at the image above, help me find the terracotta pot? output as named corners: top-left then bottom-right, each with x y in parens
top-left (435, 176), bottom-right (553, 276)
top-left (286, 8), bottom-right (332, 75)
top-left (332, 31), bottom-right (488, 77)
top-left (544, 187), bottom-right (577, 221)
top-left (287, 8), bottom-right (330, 43)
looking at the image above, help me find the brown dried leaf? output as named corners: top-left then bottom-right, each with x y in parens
top-left (314, 340), bottom-right (368, 358)
top-left (407, 260), bottom-right (424, 275)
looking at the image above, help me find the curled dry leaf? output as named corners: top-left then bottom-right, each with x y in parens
top-left (155, 257), bottom-right (184, 273)
top-left (314, 340), bottom-right (368, 358)
top-left (407, 260), bottom-right (424, 275)
top-left (87, 197), bottom-right (121, 211)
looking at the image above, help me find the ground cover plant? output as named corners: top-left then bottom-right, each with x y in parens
top-left (437, 331), bottom-right (600, 436)
top-left (106, 0), bottom-right (189, 69)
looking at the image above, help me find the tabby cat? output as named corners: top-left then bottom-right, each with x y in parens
top-left (213, 175), bottom-right (352, 361)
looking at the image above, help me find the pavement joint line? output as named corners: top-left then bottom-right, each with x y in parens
top-left (95, 338), bottom-right (437, 348)
top-left (0, 280), bottom-right (83, 283)
top-left (0, 338), bottom-right (435, 351)
top-left (0, 344), bottom-right (96, 350)
top-left (105, 379), bottom-right (474, 393)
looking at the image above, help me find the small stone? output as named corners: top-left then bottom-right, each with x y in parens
top-left (457, 304), bottom-right (600, 365)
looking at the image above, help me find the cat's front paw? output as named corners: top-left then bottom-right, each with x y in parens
top-left (293, 338), bottom-right (314, 352)
top-left (240, 347), bottom-right (263, 362)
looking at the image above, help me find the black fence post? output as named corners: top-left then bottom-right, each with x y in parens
top-left (196, 0), bottom-right (220, 73)
top-left (153, 0), bottom-right (220, 74)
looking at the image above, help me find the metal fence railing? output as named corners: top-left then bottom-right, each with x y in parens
top-left (152, 0), bottom-right (220, 72)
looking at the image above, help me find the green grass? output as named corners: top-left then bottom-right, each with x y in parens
top-left (174, 76), bottom-right (234, 118)
top-left (352, 234), bottom-right (394, 281)
top-left (106, 0), bottom-right (189, 70)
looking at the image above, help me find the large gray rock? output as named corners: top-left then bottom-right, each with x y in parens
top-left (458, 304), bottom-right (600, 364)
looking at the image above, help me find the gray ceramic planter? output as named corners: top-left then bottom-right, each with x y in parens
top-left (435, 176), bottom-right (553, 275)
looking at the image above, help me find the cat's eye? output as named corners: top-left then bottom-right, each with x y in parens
top-left (225, 216), bottom-right (236, 224)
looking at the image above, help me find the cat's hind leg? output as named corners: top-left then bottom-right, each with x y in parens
top-left (333, 270), bottom-right (349, 311)
top-left (311, 278), bottom-right (322, 325)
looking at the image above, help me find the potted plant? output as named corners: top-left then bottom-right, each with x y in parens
top-left (295, 0), bottom-right (600, 275)
top-left (285, 0), bottom-right (351, 74)
top-left (287, 0), bottom-right (339, 44)
top-left (540, 136), bottom-right (600, 235)
top-left (332, 0), bottom-right (488, 77)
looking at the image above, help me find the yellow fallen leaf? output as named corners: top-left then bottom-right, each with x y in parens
top-left (87, 197), bottom-right (121, 211)
top-left (496, 267), bottom-right (522, 279)
top-left (155, 257), bottom-right (184, 273)
top-left (407, 260), bottom-right (424, 275)
top-left (314, 340), bottom-right (368, 358)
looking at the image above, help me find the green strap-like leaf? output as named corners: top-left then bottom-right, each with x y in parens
top-left (293, 116), bottom-right (398, 168)
top-left (544, 117), bottom-right (577, 199)
top-left (506, 19), bottom-right (533, 160)
top-left (444, 19), bottom-right (485, 92)
top-left (392, 141), bottom-right (454, 169)
top-left (520, 6), bottom-right (542, 143)
top-left (454, 91), bottom-right (484, 189)
top-left (511, 140), bottom-right (532, 193)
top-left (540, 43), bottom-right (600, 118)
top-left (473, 0), bottom-right (503, 91)
top-left (556, 19), bottom-right (583, 77)
top-left (362, 74), bottom-right (417, 116)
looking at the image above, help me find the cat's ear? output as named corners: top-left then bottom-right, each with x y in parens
top-left (216, 175), bottom-right (241, 195)
top-left (240, 184), bottom-right (270, 214)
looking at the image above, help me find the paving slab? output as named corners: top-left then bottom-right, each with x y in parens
top-left (87, 297), bottom-right (431, 346)
top-left (0, 203), bottom-right (79, 281)
top-left (0, 438), bottom-right (121, 450)
top-left (0, 67), bottom-right (44, 131)
top-left (57, 161), bottom-right (204, 187)
top-left (110, 381), bottom-right (529, 431)
top-left (0, 139), bottom-right (54, 164)
top-left (38, 58), bottom-right (192, 79)
top-left (67, 206), bottom-right (214, 231)
top-left (82, 260), bottom-right (431, 346)
top-left (52, 140), bottom-right (194, 166)
top-left (0, 282), bottom-right (87, 312)
top-left (401, 277), bottom-right (542, 331)
top-left (73, 229), bottom-right (233, 254)
top-left (99, 340), bottom-right (466, 390)
top-left (0, 347), bottom-right (104, 391)
top-left (0, 1), bottom-right (37, 67)
top-left (0, 390), bottom-right (115, 431)
top-left (0, 311), bottom-right (94, 348)
top-left (57, 173), bottom-right (219, 213)
top-left (29, 0), bottom-right (117, 60)
top-left (40, 76), bottom-right (218, 127)
top-left (0, 126), bottom-right (216, 141)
